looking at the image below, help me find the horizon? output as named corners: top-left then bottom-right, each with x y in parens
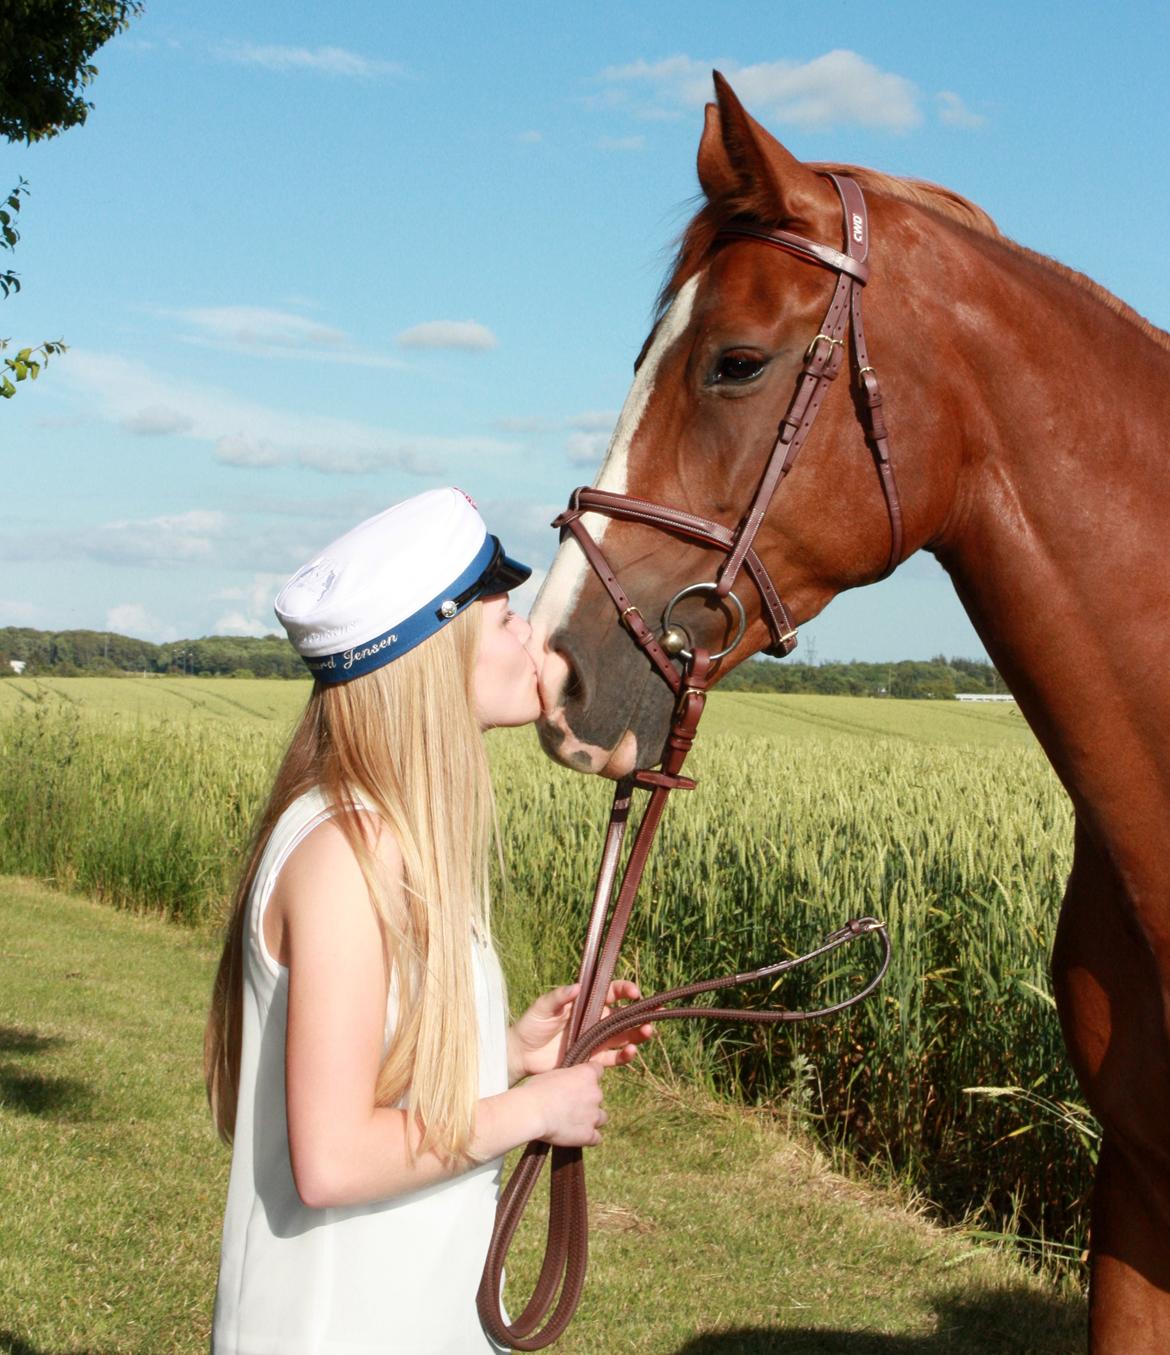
top-left (1, 619), bottom-right (1003, 674)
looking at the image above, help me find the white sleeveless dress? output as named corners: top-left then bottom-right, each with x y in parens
top-left (211, 788), bottom-right (510, 1354)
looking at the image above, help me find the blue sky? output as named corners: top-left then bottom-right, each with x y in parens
top-left (4, 1), bottom-right (1168, 661)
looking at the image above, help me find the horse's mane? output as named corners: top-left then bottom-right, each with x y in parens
top-left (658, 163), bottom-right (1170, 353)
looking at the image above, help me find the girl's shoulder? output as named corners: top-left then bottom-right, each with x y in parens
top-left (264, 790), bottom-right (406, 951)
top-left (267, 787), bottom-right (397, 868)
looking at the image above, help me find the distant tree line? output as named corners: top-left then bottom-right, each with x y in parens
top-left (720, 654), bottom-right (1004, 699)
top-left (1, 627), bottom-right (1004, 696)
top-left (0, 628), bottom-right (307, 679)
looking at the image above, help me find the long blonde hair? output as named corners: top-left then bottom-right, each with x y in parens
top-left (204, 603), bottom-right (495, 1163)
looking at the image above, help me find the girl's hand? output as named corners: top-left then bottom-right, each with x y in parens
top-left (520, 1064), bottom-right (607, 1148)
top-left (507, 980), bottom-right (655, 1084)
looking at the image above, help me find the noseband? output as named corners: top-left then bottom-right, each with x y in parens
top-left (478, 175), bottom-right (897, 1350)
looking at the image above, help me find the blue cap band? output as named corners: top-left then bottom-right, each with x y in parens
top-left (304, 534), bottom-right (496, 685)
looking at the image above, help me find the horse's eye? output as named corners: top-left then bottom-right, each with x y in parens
top-left (713, 351), bottom-right (767, 384)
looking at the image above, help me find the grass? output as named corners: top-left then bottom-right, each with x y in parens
top-left (0, 879), bottom-right (223, 1353)
top-left (701, 690), bottom-right (1032, 748)
top-left (0, 875), bottom-right (1086, 1355)
top-left (0, 678), bottom-right (1091, 1272)
top-left (0, 674), bottom-right (306, 727)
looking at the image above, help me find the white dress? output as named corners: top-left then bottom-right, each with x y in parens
top-left (211, 788), bottom-right (510, 1354)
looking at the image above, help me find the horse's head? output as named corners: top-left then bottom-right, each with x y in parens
top-left (532, 73), bottom-right (970, 776)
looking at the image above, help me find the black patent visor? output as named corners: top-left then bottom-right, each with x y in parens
top-left (447, 536), bottom-right (531, 611)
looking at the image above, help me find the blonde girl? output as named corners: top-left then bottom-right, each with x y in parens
top-left (204, 487), bottom-right (649, 1354)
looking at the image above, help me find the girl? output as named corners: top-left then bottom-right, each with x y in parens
top-left (204, 487), bottom-right (650, 1354)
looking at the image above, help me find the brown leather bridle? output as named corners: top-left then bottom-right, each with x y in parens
top-left (478, 175), bottom-right (898, 1350)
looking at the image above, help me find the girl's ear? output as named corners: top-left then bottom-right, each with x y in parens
top-left (697, 70), bottom-right (837, 236)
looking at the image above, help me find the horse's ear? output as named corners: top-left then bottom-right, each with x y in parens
top-left (697, 100), bottom-right (739, 201)
top-left (701, 70), bottom-right (834, 232)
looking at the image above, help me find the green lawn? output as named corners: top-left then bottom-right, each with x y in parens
top-left (0, 876), bottom-right (1085, 1354)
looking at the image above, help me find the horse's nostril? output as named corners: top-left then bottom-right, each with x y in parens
top-left (564, 660), bottom-right (584, 704)
top-left (551, 633), bottom-right (588, 707)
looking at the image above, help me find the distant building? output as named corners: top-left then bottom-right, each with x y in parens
top-left (9, 660), bottom-right (26, 675)
top-left (955, 692), bottom-right (1014, 702)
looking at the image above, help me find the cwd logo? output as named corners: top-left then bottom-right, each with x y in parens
top-left (852, 214), bottom-right (865, 244)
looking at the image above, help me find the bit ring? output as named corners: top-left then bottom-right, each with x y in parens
top-left (661, 583), bottom-right (747, 663)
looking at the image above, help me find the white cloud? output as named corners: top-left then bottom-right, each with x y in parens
top-left (937, 91), bottom-right (985, 129)
top-left (178, 306), bottom-right (348, 350)
top-left (567, 410), bottom-right (617, 433)
top-left (395, 320), bottom-right (499, 352)
top-left (218, 43), bottom-right (403, 79)
top-left (490, 410), bottom-right (617, 438)
top-left (599, 54), bottom-right (709, 100)
top-left (566, 431), bottom-right (610, 465)
top-left (214, 610), bottom-right (272, 638)
top-left (0, 598), bottom-right (45, 624)
top-left (486, 409), bottom-right (616, 464)
top-left (105, 602), bottom-right (178, 642)
top-left (492, 415), bottom-right (553, 433)
top-left (122, 405), bottom-right (194, 436)
top-left (213, 571), bottom-right (314, 635)
top-left (215, 572), bottom-right (287, 624)
top-left (597, 134), bottom-right (646, 152)
top-left (60, 351), bottom-right (518, 477)
top-left (3, 507), bottom-right (378, 581)
top-left (296, 443), bottom-right (443, 476)
top-left (596, 51), bottom-right (922, 132)
top-left (0, 509), bottom-right (230, 571)
top-left (89, 510), bottom-right (229, 567)
top-left (170, 304), bottom-right (407, 370)
top-left (214, 435), bottom-right (282, 468)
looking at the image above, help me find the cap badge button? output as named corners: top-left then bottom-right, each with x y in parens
top-left (439, 599), bottom-right (458, 619)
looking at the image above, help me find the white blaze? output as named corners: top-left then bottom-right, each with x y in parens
top-left (530, 273), bottom-right (701, 640)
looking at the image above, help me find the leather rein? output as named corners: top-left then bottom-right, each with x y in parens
top-left (478, 175), bottom-right (898, 1350)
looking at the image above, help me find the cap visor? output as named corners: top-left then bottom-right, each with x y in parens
top-left (479, 551), bottom-right (531, 595)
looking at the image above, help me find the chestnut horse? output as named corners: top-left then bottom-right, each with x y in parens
top-left (530, 74), bottom-right (1170, 1353)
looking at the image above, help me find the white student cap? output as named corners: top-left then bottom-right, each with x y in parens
top-left (274, 486), bottom-right (531, 685)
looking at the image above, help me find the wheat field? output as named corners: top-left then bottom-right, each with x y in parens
top-left (0, 676), bottom-right (1089, 1265)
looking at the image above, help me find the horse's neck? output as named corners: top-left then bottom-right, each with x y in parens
top-left (927, 238), bottom-right (1170, 866)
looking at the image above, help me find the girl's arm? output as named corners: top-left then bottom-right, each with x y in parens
top-left (270, 818), bottom-right (605, 1211)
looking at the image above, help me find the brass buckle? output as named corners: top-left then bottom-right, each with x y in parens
top-left (805, 333), bottom-right (843, 362)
